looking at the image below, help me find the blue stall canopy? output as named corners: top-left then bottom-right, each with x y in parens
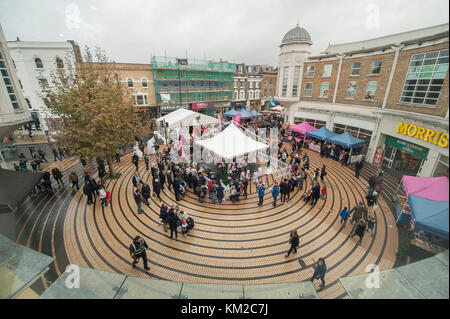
top-left (408, 194), bottom-right (449, 240)
top-left (237, 108), bottom-right (254, 118)
top-left (306, 126), bottom-right (338, 141)
top-left (223, 109), bottom-right (239, 117)
top-left (326, 131), bottom-right (365, 148)
top-left (250, 110), bottom-right (263, 117)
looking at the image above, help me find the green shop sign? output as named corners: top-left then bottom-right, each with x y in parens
top-left (385, 135), bottom-right (429, 159)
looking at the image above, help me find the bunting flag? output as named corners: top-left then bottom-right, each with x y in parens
top-left (234, 114), bottom-right (241, 127)
top-left (179, 121), bottom-right (183, 157)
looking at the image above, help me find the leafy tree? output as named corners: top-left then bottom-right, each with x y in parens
top-left (42, 47), bottom-right (151, 176)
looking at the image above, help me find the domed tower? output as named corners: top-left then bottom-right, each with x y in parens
top-left (275, 24), bottom-right (313, 122)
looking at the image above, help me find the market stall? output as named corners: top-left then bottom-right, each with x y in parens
top-left (306, 126), bottom-right (338, 153)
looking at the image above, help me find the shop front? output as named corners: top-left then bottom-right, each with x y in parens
top-left (211, 101), bottom-right (231, 115)
top-left (191, 102), bottom-right (215, 117)
top-left (159, 104), bottom-right (189, 115)
top-left (381, 135), bottom-right (429, 176)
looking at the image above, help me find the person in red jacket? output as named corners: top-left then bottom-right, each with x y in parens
top-left (321, 185), bottom-right (327, 200)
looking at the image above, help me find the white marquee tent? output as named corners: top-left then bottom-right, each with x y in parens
top-left (195, 122), bottom-right (269, 160)
top-left (157, 108), bottom-right (218, 129)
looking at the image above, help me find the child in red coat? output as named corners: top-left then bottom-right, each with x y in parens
top-left (106, 190), bottom-right (112, 205)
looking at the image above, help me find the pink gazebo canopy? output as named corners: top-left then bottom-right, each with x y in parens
top-left (402, 175), bottom-right (449, 202)
top-left (289, 122), bottom-right (318, 135)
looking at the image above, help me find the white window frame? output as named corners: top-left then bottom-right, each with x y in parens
top-left (369, 59), bottom-right (383, 75)
top-left (141, 78), bottom-right (148, 88)
top-left (319, 82), bottom-right (329, 98)
top-left (364, 81), bottom-right (378, 101)
top-left (350, 61), bottom-right (361, 76)
top-left (239, 90), bottom-right (245, 100)
top-left (127, 77), bottom-right (134, 88)
top-left (304, 82), bottom-right (313, 97)
top-left (306, 65), bottom-right (315, 78)
top-left (292, 66), bottom-right (301, 96)
top-left (345, 81), bottom-right (358, 99)
top-left (322, 64), bottom-right (332, 77)
top-left (249, 91), bottom-right (254, 100)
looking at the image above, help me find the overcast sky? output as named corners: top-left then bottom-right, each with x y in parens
top-left (1, 0), bottom-right (448, 66)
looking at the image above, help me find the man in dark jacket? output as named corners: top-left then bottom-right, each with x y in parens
top-left (173, 179), bottom-right (181, 201)
top-left (51, 167), bottom-right (63, 186)
top-left (368, 175), bottom-right (377, 196)
top-left (350, 201), bottom-right (368, 234)
top-left (83, 181), bottom-right (94, 205)
top-left (141, 183), bottom-right (151, 207)
top-left (132, 153), bottom-right (139, 171)
top-left (133, 189), bottom-right (143, 214)
top-left (129, 236), bottom-right (150, 271)
top-left (166, 169), bottom-right (173, 191)
top-left (132, 171), bottom-right (142, 188)
top-left (310, 183), bottom-right (321, 207)
top-left (159, 204), bottom-right (169, 232)
top-left (351, 219), bottom-right (367, 245)
top-left (153, 179), bottom-right (162, 201)
top-left (168, 208), bottom-right (179, 240)
top-left (311, 258), bottom-right (327, 289)
top-left (159, 170), bottom-right (166, 190)
top-left (280, 179), bottom-right (290, 204)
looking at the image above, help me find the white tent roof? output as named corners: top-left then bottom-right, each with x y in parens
top-left (158, 108), bottom-right (218, 129)
top-left (195, 123), bottom-right (269, 159)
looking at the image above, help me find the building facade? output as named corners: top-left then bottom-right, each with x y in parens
top-left (7, 39), bottom-right (79, 133)
top-left (246, 64), bottom-right (262, 110)
top-left (0, 24), bottom-right (30, 168)
top-left (232, 63), bottom-right (248, 109)
top-left (114, 63), bottom-right (157, 118)
top-left (276, 23), bottom-right (449, 178)
top-left (152, 57), bottom-right (234, 116)
top-left (261, 65), bottom-right (277, 110)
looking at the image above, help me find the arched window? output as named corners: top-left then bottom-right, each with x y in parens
top-left (35, 57), bottom-right (43, 68)
top-left (142, 78), bottom-right (148, 88)
top-left (127, 78), bottom-right (134, 88)
top-left (56, 57), bottom-right (64, 69)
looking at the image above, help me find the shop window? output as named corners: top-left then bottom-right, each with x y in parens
top-left (433, 155), bottom-right (449, 177)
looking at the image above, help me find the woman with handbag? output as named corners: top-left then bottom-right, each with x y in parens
top-left (285, 230), bottom-right (299, 257)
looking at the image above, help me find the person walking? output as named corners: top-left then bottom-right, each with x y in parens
top-left (99, 186), bottom-right (108, 207)
top-left (132, 171), bottom-right (142, 188)
top-left (320, 165), bottom-right (327, 182)
top-left (153, 179), bottom-right (162, 201)
top-left (132, 152), bottom-right (139, 171)
top-left (339, 207), bottom-right (350, 228)
top-left (257, 183), bottom-right (266, 206)
top-left (133, 188), bottom-right (144, 214)
top-left (280, 179), bottom-right (289, 204)
top-left (159, 204), bottom-right (170, 232)
top-left (159, 170), bottom-right (166, 190)
top-left (144, 154), bottom-right (149, 170)
top-left (366, 191), bottom-right (378, 214)
top-left (375, 174), bottom-right (384, 196)
top-left (349, 201), bottom-right (367, 234)
top-left (51, 146), bottom-right (60, 161)
top-left (310, 182), bottom-right (321, 207)
top-left (368, 175), bottom-right (377, 196)
top-left (38, 149), bottom-right (48, 163)
top-left (285, 230), bottom-right (300, 257)
top-left (366, 216), bottom-right (376, 237)
top-left (271, 182), bottom-right (280, 207)
top-left (242, 178), bottom-right (248, 199)
top-left (129, 236), bottom-right (150, 271)
top-left (83, 181), bottom-right (94, 205)
top-left (166, 169), bottom-right (173, 191)
top-left (168, 208), bottom-right (179, 240)
top-left (355, 159), bottom-right (363, 179)
top-left (351, 219), bottom-right (367, 245)
top-left (216, 182), bottom-right (225, 205)
top-left (69, 171), bottom-right (79, 193)
top-left (298, 169), bottom-right (306, 190)
top-left (311, 258), bottom-right (327, 289)
top-left (141, 183), bottom-right (151, 207)
top-left (321, 185), bottom-right (327, 200)
top-left (51, 167), bottom-right (64, 187)
top-left (173, 179), bottom-right (181, 201)
top-left (210, 181), bottom-right (217, 204)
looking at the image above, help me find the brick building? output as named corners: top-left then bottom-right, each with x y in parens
top-left (261, 65), bottom-right (277, 110)
top-left (275, 23), bottom-right (449, 178)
